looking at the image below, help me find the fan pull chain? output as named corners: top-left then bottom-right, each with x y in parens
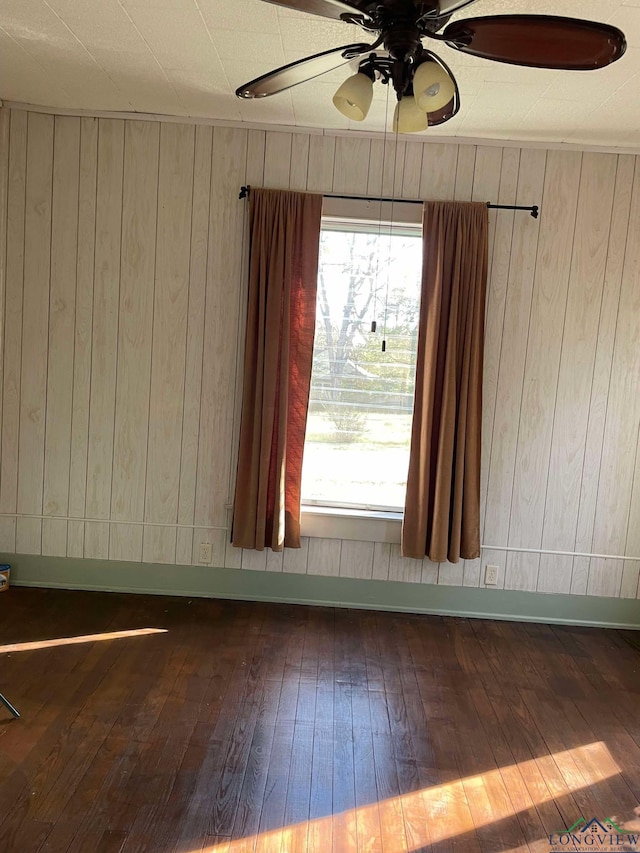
top-left (381, 120), bottom-right (401, 353)
top-left (371, 82), bottom-right (391, 338)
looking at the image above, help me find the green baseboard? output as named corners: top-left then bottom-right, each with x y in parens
top-left (2, 553), bottom-right (639, 629)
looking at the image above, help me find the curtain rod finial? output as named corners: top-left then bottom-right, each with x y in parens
top-left (239, 185), bottom-right (250, 200)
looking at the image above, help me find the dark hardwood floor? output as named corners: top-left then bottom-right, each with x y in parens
top-left (0, 587), bottom-right (639, 853)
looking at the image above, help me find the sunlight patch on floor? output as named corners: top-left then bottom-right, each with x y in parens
top-left (199, 741), bottom-right (621, 853)
top-left (0, 627), bottom-right (167, 653)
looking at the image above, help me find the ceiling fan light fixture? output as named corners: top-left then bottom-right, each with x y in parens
top-left (413, 61), bottom-right (456, 113)
top-left (235, 1), bottom-right (627, 133)
top-left (392, 94), bottom-right (429, 134)
top-left (332, 72), bottom-right (374, 120)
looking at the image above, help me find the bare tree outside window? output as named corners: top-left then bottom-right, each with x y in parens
top-left (302, 226), bottom-right (422, 511)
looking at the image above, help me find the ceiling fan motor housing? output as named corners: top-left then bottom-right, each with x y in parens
top-left (377, 0), bottom-right (424, 61)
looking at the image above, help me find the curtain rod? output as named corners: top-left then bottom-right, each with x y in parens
top-left (238, 185), bottom-right (539, 219)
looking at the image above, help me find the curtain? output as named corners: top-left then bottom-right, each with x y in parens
top-left (232, 188), bottom-right (323, 551)
top-left (402, 201), bottom-right (488, 562)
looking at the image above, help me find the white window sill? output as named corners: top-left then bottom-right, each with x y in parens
top-left (300, 504), bottom-right (402, 544)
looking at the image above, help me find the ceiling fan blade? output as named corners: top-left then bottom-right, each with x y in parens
top-left (259, 0), bottom-right (372, 23)
top-left (443, 15), bottom-right (626, 70)
top-left (236, 44), bottom-right (370, 98)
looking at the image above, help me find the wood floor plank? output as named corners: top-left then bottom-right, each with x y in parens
top-left (254, 723), bottom-right (295, 853)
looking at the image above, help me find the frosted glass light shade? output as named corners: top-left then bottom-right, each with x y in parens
top-left (332, 73), bottom-right (374, 121)
top-left (392, 95), bottom-right (428, 133)
top-left (413, 61), bottom-right (456, 113)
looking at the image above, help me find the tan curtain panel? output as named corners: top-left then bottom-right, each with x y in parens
top-left (232, 188), bottom-right (323, 551)
top-left (402, 201), bottom-right (488, 563)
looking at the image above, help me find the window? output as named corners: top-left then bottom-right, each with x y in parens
top-left (301, 200), bottom-right (423, 514)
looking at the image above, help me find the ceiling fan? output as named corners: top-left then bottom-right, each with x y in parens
top-left (235, 0), bottom-right (626, 132)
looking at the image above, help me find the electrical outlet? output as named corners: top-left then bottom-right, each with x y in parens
top-left (199, 542), bottom-right (212, 563)
top-left (484, 564), bottom-right (499, 586)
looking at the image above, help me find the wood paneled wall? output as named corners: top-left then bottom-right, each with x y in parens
top-left (0, 107), bottom-right (639, 599)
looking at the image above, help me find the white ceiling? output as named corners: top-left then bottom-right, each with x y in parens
top-left (1, 0), bottom-right (640, 147)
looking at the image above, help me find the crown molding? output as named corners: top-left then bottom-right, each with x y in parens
top-left (3, 100), bottom-right (640, 157)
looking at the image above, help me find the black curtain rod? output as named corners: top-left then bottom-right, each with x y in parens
top-left (238, 185), bottom-right (539, 219)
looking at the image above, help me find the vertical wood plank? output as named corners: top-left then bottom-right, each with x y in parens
top-left (222, 127), bottom-right (264, 559)
top-left (384, 140), bottom-right (406, 198)
top-left (481, 148), bottom-right (546, 589)
top-left (224, 538), bottom-right (242, 569)
top-left (421, 557), bottom-right (438, 584)
top-left (479, 147), bottom-right (518, 538)
top-left (84, 520), bottom-right (109, 559)
top-left (241, 547), bottom-right (267, 571)
top-left (571, 556), bottom-right (590, 596)
top-left (365, 138), bottom-right (385, 197)
top-left (307, 537), bottom-right (341, 577)
top-left (624, 428), bottom-right (640, 579)
top-left (366, 139), bottom-right (405, 198)
top-left (16, 112), bottom-right (54, 554)
top-left (42, 116), bottom-right (80, 557)
top-left (389, 544), bottom-right (421, 583)
top-left (400, 142), bottom-right (423, 199)
top-left (144, 122), bottom-right (194, 564)
top-left (620, 559), bottom-right (640, 599)
top-left (224, 129), bottom-right (261, 550)
top-left (67, 117), bottom-right (98, 558)
top-left (463, 557), bottom-right (481, 587)
top-left (263, 131), bottom-right (292, 189)
top-left (453, 144), bottom-right (476, 200)
top-left (109, 120), bottom-right (159, 562)
top-left (332, 137), bottom-right (370, 194)
top-left (339, 540), bottom-right (374, 579)
top-left (85, 118), bottom-right (124, 557)
top-left (306, 135), bottom-right (335, 193)
top-left (538, 153), bottom-right (617, 593)
top-left (176, 125), bottom-right (212, 567)
top-left (437, 561), bottom-right (463, 586)
top-left (194, 127), bottom-right (247, 533)
top-left (587, 557), bottom-right (622, 598)
top-left (289, 133), bottom-right (310, 191)
top-left (266, 548), bottom-right (284, 573)
top-left (372, 542), bottom-right (390, 580)
top-left (245, 129), bottom-right (266, 187)
top-left (505, 150), bottom-right (582, 592)
top-left (472, 146), bottom-right (504, 287)
top-left (0, 109), bottom-right (27, 552)
top-left (419, 142), bottom-right (458, 200)
top-left (67, 519), bottom-right (85, 558)
top-left (283, 537), bottom-right (309, 574)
